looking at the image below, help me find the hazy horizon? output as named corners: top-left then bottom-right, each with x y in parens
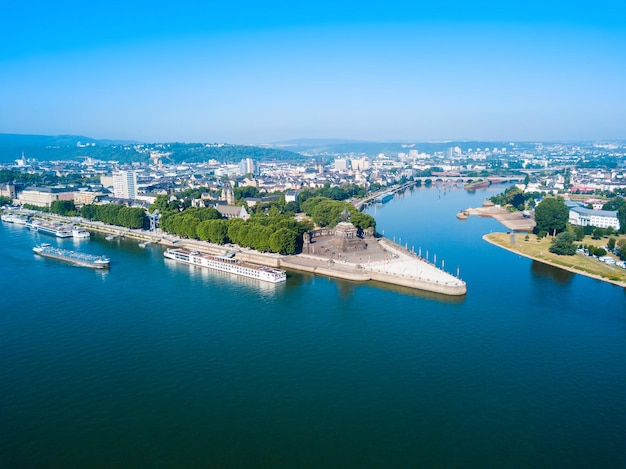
top-left (2, 1), bottom-right (625, 144)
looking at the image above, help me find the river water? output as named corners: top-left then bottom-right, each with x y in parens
top-left (1, 185), bottom-right (625, 468)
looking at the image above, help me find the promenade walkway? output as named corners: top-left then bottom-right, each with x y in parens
top-left (367, 239), bottom-right (464, 287)
top-left (32, 213), bottom-right (466, 295)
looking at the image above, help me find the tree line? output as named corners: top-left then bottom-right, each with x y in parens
top-left (155, 204), bottom-right (312, 255)
top-left (80, 204), bottom-right (146, 229)
top-left (300, 196), bottom-right (375, 231)
top-left (490, 185), bottom-right (541, 211)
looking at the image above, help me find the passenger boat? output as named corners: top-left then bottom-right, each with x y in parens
top-left (26, 220), bottom-right (73, 238)
top-left (33, 243), bottom-right (110, 269)
top-left (164, 247), bottom-right (287, 283)
top-left (375, 192), bottom-right (394, 204)
top-left (72, 228), bottom-right (91, 239)
top-left (1, 213), bottom-right (30, 224)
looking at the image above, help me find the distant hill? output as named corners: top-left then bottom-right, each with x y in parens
top-left (0, 133), bottom-right (99, 148)
top-left (0, 134), bottom-right (306, 164)
top-left (0, 134), bottom-right (141, 163)
top-left (5, 133), bottom-right (616, 164)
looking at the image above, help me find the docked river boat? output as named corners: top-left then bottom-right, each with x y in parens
top-left (164, 247), bottom-right (287, 283)
top-left (1, 213), bottom-right (30, 224)
top-left (33, 243), bottom-right (110, 269)
top-left (72, 227), bottom-right (91, 239)
top-left (26, 220), bottom-right (74, 238)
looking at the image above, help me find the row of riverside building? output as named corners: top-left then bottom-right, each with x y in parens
top-left (1, 170), bottom-right (139, 208)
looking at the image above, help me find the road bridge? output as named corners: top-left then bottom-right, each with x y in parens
top-left (412, 175), bottom-right (525, 185)
top-left (353, 176), bottom-right (524, 211)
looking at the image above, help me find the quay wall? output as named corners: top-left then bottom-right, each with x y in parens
top-left (368, 270), bottom-right (467, 296)
top-left (279, 257), bottom-right (467, 296)
top-left (35, 214), bottom-right (466, 296)
top-left (279, 259), bottom-right (371, 282)
top-left (236, 250), bottom-right (282, 268)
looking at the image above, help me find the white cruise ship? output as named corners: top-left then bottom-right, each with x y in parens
top-left (26, 220), bottom-right (74, 238)
top-left (164, 248), bottom-right (287, 283)
top-left (1, 213), bottom-right (30, 224)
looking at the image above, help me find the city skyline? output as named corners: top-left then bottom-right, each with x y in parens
top-left (2, 1), bottom-right (625, 144)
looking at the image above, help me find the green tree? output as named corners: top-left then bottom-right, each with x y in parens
top-left (602, 196), bottom-right (626, 234)
top-left (607, 237), bottom-right (617, 251)
top-left (0, 196), bottom-right (11, 206)
top-left (311, 199), bottom-right (344, 227)
top-left (284, 201), bottom-right (299, 213)
top-left (593, 247), bottom-right (607, 257)
top-left (572, 225), bottom-right (585, 241)
top-left (150, 194), bottom-right (173, 213)
top-left (227, 218), bottom-right (245, 244)
top-left (269, 228), bottom-right (297, 254)
top-left (234, 186), bottom-right (260, 200)
top-left (511, 192), bottom-right (526, 211)
top-left (80, 204), bottom-right (97, 220)
top-left (208, 220), bottom-right (230, 244)
top-left (549, 231), bottom-right (577, 255)
top-left (349, 210), bottom-right (376, 230)
top-left (300, 196), bottom-right (327, 216)
top-left (616, 239), bottom-right (626, 260)
top-left (50, 200), bottom-right (76, 216)
top-left (591, 227), bottom-right (605, 240)
top-left (534, 197), bottom-right (569, 236)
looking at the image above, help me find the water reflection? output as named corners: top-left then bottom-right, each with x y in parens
top-left (530, 260), bottom-right (575, 284)
top-left (367, 278), bottom-right (466, 303)
top-left (163, 257), bottom-right (284, 296)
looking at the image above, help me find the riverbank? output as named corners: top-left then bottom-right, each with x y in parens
top-left (19, 213), bottom-right (466, 296)
top-left (463, 205), bottom-right (536, 231)
top-left (280, 240), bottom-right (467, 296)
top-left (484, 232), bottom-right (626, 288)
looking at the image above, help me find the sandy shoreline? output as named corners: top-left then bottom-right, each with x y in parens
top-left (464, 206), bottom-right (536, 232)
top-left (483, 234), bottom-right (626, 289)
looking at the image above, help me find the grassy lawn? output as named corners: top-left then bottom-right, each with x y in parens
top-left (485, 232), bottom-right (626, 285)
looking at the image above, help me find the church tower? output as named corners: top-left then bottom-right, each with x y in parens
top-left (222, 181), bottom-right (235, 205)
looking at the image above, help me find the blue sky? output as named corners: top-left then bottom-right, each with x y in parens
top-left (1, 1), bottom-right (625, 143)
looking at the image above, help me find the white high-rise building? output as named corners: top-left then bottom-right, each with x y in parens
top-left (112, 170), bottom-right (137, 199)
top-left (238, 158), bottom-right (258, 176)
top-left (334, 158), bottom-right (351, 171)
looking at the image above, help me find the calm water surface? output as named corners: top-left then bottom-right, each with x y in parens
top-left (1, 186), bottom-right (625, 468)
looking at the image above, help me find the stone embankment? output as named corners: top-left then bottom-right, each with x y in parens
top-left (39, 215), bottom-right (466, 297)
top-left (277, 238), bottom-right (466, 296)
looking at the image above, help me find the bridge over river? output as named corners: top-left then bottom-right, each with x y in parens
top-left (413, 175), bottom-right (524, 185)
top-left (353, 176), bottom-right (524, 211)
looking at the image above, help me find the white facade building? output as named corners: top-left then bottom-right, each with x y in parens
top-left (112, 170), bottom-right (137, 199)
top-left (334, 158), bottom-right (351, 171)
top-left (568, 206), bottom-right (620, 230)
top-left (238, 158), bottom-right (258, 176)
